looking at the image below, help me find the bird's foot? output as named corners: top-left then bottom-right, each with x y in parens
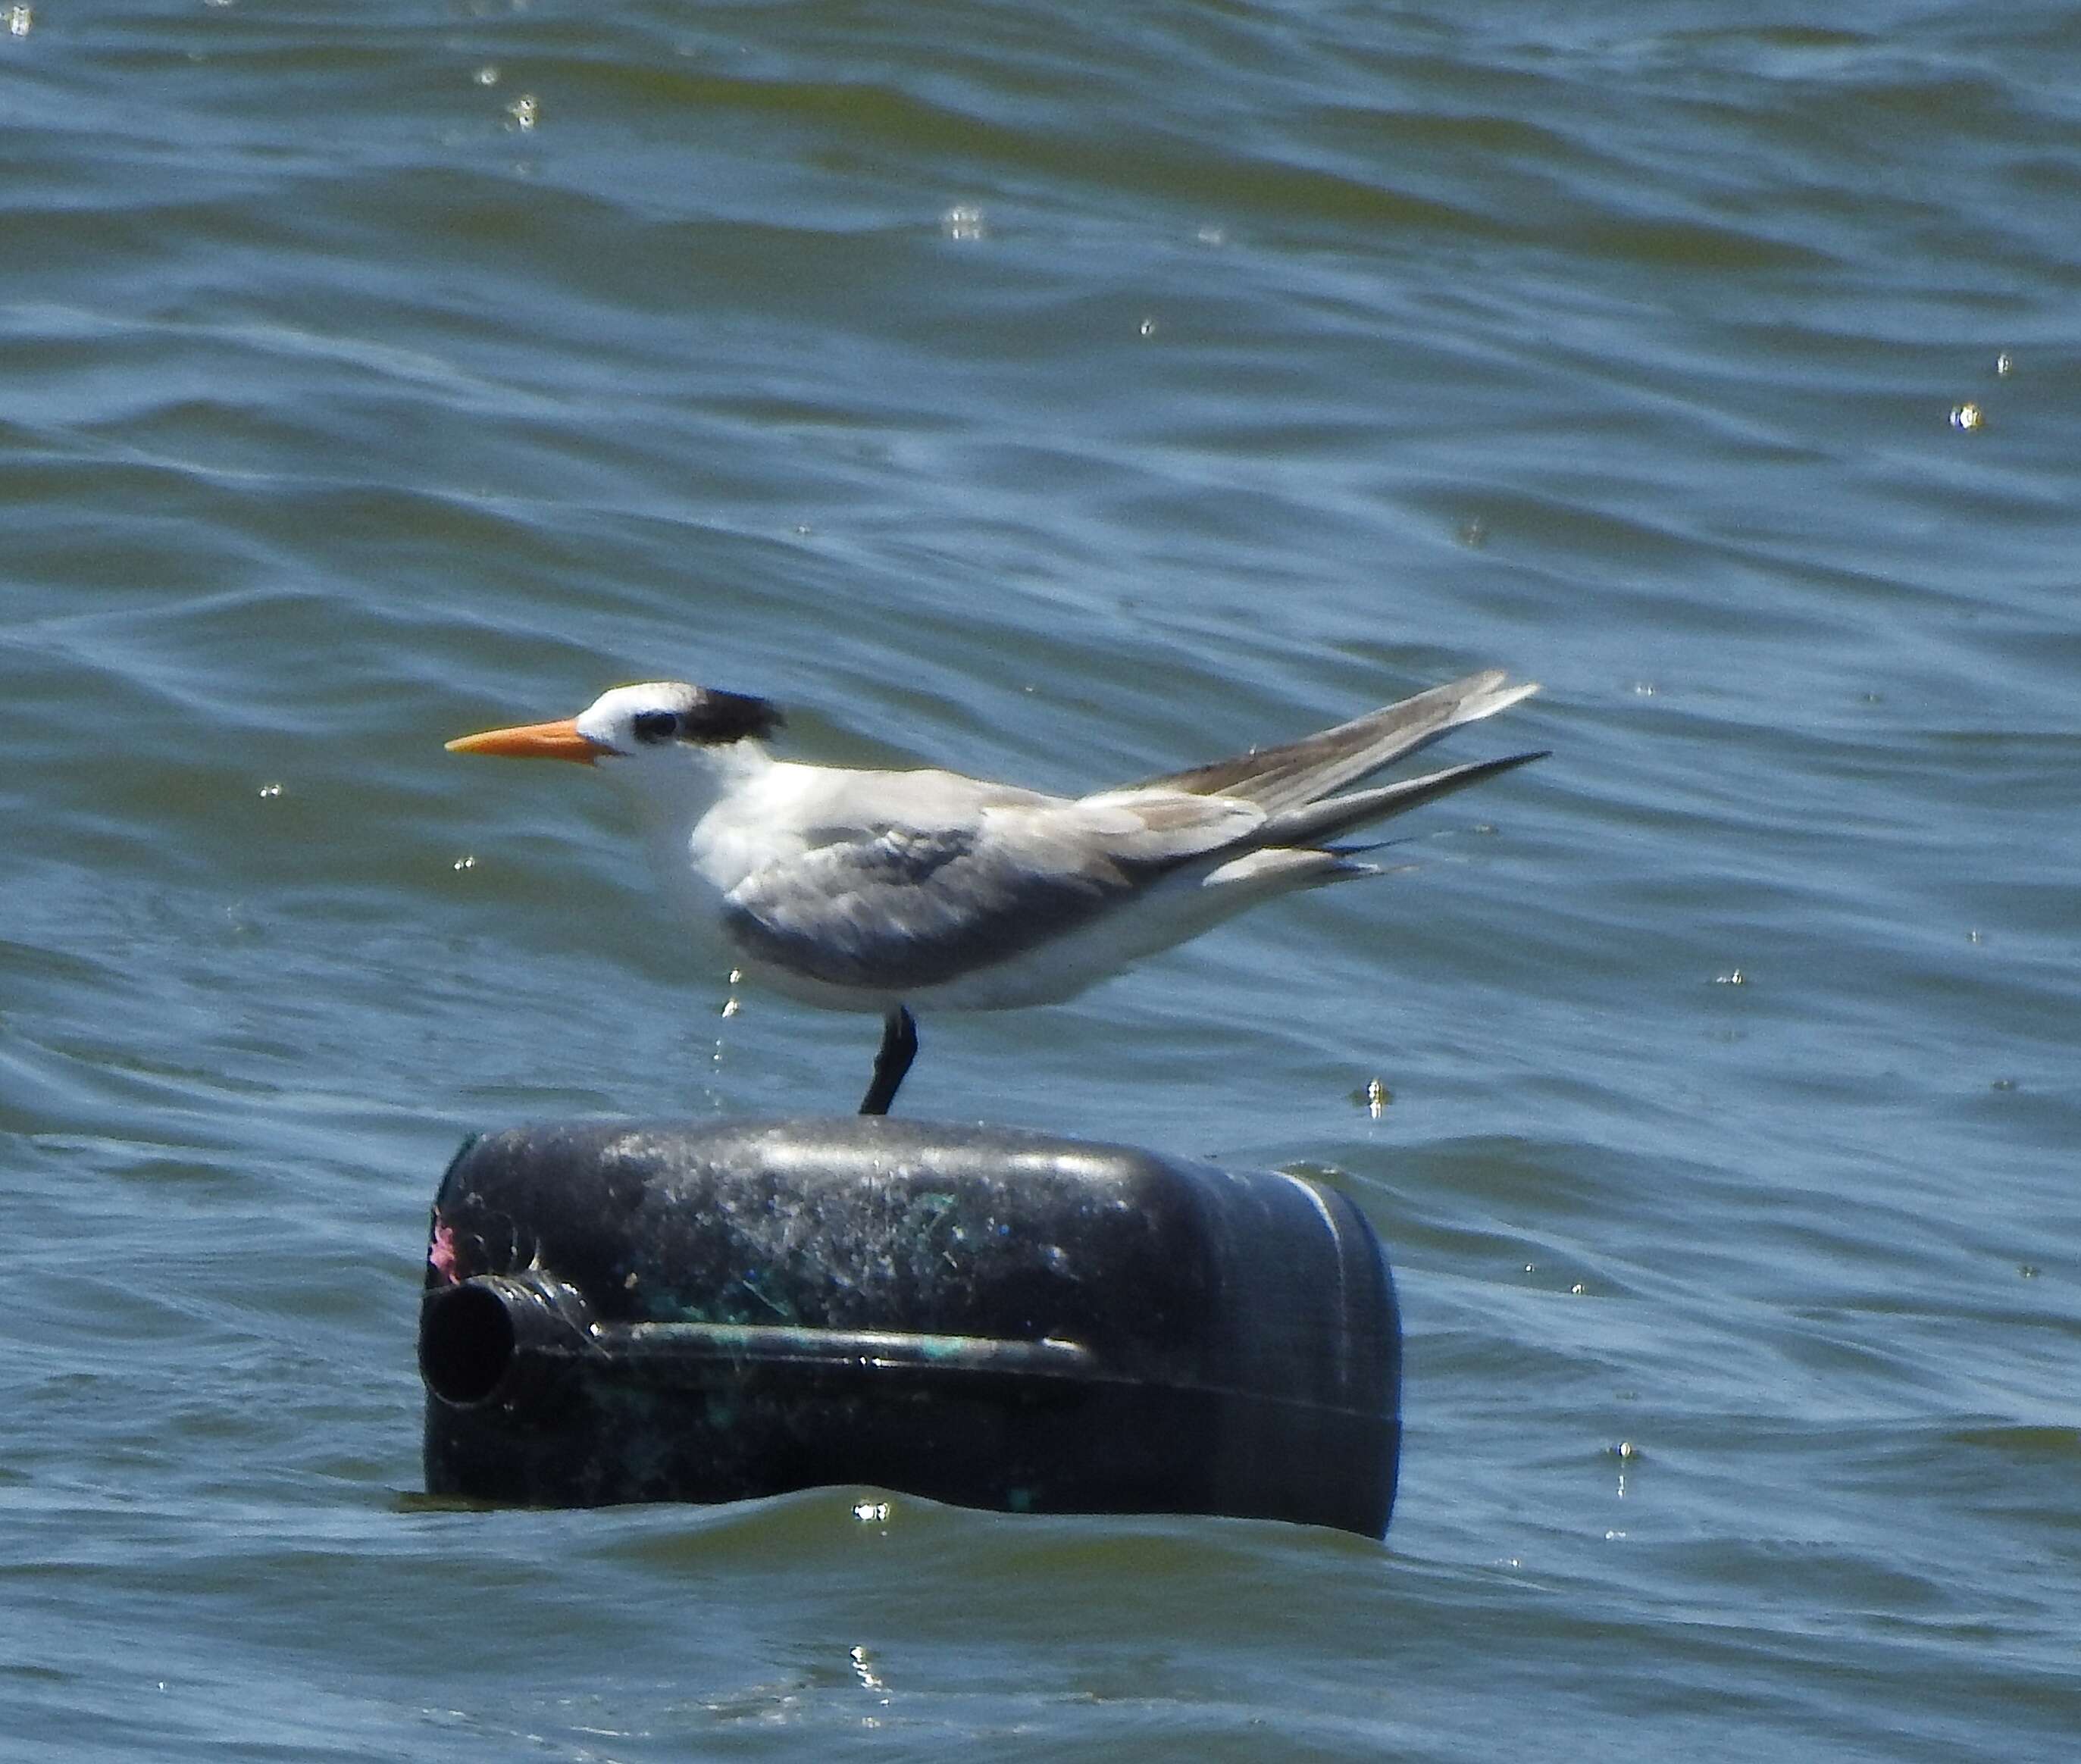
top-left (858, 1006), bottom-right (918, 1115)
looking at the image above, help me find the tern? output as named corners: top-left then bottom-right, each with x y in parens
top-left (447, 668), bottom-right (1544, 1114)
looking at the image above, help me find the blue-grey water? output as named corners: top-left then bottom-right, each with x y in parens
top-left (5, 2), bottom-right (2078, 1757)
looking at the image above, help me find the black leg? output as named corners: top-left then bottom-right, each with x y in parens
top-left (858, 1006), bottom-right (918, 1115)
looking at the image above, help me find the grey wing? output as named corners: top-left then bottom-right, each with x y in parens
top-left (720, 795), bottom-right (1262, 992)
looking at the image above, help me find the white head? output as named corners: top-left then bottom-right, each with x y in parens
top-left (446, 680), bottom-right (784, 777)
top-left (571, 681), bottom-right (784, 759)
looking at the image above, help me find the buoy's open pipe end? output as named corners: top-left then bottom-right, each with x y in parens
top-left (419, 1275), bottom-right (593, 1410)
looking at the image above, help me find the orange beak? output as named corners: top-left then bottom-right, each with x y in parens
top-left (444, 717), bottom-right (608, 765)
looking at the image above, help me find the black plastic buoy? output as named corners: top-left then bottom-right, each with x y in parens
top-left (421, 1118), bottom-right (1400, 1536)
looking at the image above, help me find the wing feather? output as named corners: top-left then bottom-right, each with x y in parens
top-left (1129, 670), bottom-right (1538, 812)
top-left (720, 793), bottom-right (1262, 991)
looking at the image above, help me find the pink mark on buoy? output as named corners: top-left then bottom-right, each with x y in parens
top-left (428, 1215), bottom-right (460, 1284)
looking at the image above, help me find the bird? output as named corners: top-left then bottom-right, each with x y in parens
top-left (446, 668), bottom-right (1544, 1115)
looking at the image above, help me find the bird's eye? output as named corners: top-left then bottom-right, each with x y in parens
top-left (631, 710), bottom-right (680, 743)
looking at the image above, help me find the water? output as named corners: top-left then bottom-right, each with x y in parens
top-left (5, 1), bottom-right (2078, 1756)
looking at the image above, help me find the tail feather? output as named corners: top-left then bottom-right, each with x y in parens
top-left (1132, 670), bottom-right (1540, 814)
top-left (1258, 749), bottom-right (1548, 848)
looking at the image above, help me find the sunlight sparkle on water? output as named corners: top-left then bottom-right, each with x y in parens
top-left (849, 1645), bottom-right (887, 1691)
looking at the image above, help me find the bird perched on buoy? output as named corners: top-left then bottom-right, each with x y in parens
top-left (447, 669), bottom-right (1544, 1114)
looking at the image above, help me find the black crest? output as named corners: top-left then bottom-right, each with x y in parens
top-left (684, 687), bottom-right (784, 745)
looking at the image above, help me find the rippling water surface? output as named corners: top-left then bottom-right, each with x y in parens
top-left (6, 2), bottom-right (2079, 1758)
